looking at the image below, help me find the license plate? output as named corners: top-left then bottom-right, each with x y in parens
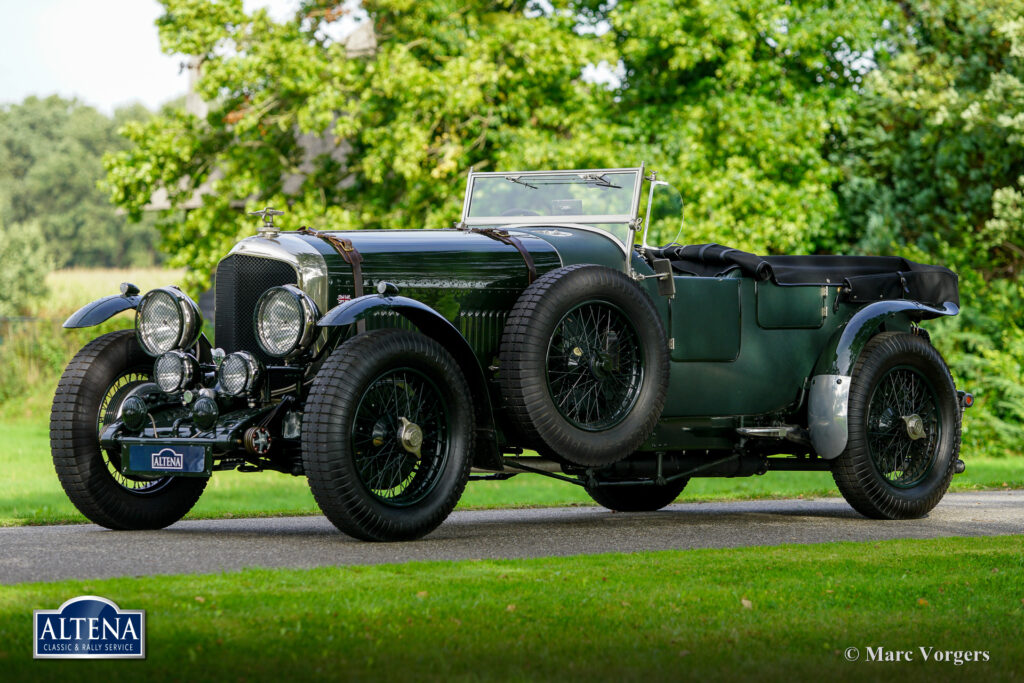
top-left (127, 445), bottom-right (208, 475)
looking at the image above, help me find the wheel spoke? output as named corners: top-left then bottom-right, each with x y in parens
top-left (546, 301), bottom-right (644, 431)
top-left (867, 366), bottom-right (942, 488)
top-left (350, 367), bottom-right (449, 506)
top-left (96, 370), bottom-right (173, 495)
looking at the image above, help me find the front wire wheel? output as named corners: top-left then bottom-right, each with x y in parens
top-left (351, 368), bottom-right (449, 506)
top-left (97, 370), bottom-right (171, 493)
top-left (303, 329), bottom-right (474, 541)
top-left (832, 332), bottom-right (960, 519)
top-left (50, 330), bottom-right (207, 530)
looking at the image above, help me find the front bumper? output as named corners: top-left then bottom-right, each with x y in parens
top-left (100, 405), bottom-right (275, 478)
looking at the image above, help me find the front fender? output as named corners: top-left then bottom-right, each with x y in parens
top-left (317, 294), bottom-right (437, 327)
top-left (318, 294), bottom-right (502, 469)
top-left (63, 293), bottom-right (141, 328)
top-left (807, 299), bottom-right (958, 459)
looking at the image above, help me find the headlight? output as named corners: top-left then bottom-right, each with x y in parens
top-left (135, 287), bottom-right (202, 357)
top-left (254, 285), bottom-right (319, 359)
top-left (218, 352), bottom-right (261, 396)
top-left (153, 351), bottom-right (199, 393)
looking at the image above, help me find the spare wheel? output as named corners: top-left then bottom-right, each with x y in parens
top-left (498, 264), bottom-right (669, 467)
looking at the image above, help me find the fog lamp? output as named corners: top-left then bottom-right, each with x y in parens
top-left (218, 352), bottom-right (262, 396)
top-left (154, 350), bottom-right (199, 393)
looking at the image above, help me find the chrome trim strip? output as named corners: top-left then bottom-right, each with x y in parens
top-left (463, 214), bottom-right (636, 226)
top-left (468, 166), bottom-right (645, 178)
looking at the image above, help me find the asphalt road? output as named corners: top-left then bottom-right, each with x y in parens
top-left (2, 491), bottom-right (1021, 584)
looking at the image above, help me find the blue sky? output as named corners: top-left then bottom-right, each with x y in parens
top-left (0, 0), bottom-right (187, 113)
top-left (0, 0), bottom-right (356, 114)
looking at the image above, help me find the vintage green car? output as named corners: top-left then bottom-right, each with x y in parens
top-left (53, 166), bottom-right (971, 541)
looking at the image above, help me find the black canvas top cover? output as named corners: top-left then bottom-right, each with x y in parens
top-left (651, 243), bottom-right (959, 308)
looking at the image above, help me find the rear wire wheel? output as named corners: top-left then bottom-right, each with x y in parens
top-left (303, 329), bottom-right (474, 541)
top-left (832, 332), bottom-right (960, 519)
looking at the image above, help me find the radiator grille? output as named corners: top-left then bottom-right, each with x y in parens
top-left (215, 255), bottom-right (297, 363)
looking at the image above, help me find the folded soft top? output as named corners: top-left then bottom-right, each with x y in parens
top-left (650, 243), bottom-right (959, 308)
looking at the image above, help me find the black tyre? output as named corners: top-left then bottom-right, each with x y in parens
top-left (585, 478), bottom-right (688, 512)
top-left (499, 264), bottom-right (669, 467)
top-left (49, 330), bottom-right (207, 530)
top-left (832, 332), bottom-right (960, 519)
top-left (302, 329), bottom-right (474, 541)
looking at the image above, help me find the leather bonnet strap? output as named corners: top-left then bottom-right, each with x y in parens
top-left (297, 227), bottom-right (365, 300)
top-left (297, 227), bottom-right (366, 332)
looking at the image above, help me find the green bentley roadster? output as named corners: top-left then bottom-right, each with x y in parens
top-left (52, 166), bottom-right (971, 541)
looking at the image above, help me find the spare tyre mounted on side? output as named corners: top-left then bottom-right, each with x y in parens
top-left (499, 264), bottom-right (670, 467)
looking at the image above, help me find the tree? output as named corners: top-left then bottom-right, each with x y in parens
top-left (0, 96), bottom-right (159, 268)
top-left (598, 0), bottom-right (900, 251)
top-left (0, 216), bottom-right (55, 317)
top-left (106, 0), bottom-right (613, 290)
top-left (837, 0), bottom-right (1024, 277)
top-left (836, 0), bottom-right (1024, 450)
top-left (108, 0), bottom-right (899, 288)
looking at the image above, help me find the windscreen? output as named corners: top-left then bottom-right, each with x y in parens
top-left (464, 171), bottom-right (639, 223)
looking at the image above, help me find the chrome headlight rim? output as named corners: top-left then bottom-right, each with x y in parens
top-left (153, 350), bottom-right (200, 393)
top-left (218, 351), bottom-right (262, 397)
top-left (253, 284), bottom-right (320, 359)
top-left (135, 287), bottom-right (203, 357)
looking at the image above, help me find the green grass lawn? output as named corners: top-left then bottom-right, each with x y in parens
top-left (4, 418), bottom-right (1024, 526)
top-left (1, 535), bottom-right (1021, 681)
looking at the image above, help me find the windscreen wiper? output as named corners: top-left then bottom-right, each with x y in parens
top-left (579, 173), bottom-right (621, 189)
top-left (503, 175), bottom-right (538, 189)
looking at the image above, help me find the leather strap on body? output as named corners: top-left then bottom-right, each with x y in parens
top-left (298, 227), bottom-right (364, 299)
top-left (471, 228), bottom-right (537, 284)
top-left (297, 227), bottom-right (366, 332)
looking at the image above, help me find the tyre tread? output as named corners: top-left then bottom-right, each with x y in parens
top-left (832, 332), bottom-right (960, 520)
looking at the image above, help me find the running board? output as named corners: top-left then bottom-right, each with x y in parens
top-left (736, 425), bottom-right (812, 446)
top-left (471, 457), bottom-right (565, 474)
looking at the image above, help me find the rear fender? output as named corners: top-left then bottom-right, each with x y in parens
top-left (807, 300), bottom-right (958, 459)
top-left (318, 294), bottom-right (501, 468)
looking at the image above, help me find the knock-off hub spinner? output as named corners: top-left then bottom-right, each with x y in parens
top-left (902, 414), bottom-right (926, 441)
top-left (398, 416), bottom-right (423, 458)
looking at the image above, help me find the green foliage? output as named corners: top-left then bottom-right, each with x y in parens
top-left (0, 96), bottom-right (160, 268)
top-left (107, 0), bottom-right (614, 291)
top-left (837, 0), bottom-right (1024, 457)
top-left (108, 0), bottom-right (903, 286)
top-left (0, 219), bottom-right (54, 317)
top-left (603, 0), bottom-right (900, 252)
top-left (837, 0), bottom-right (1024, 274)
